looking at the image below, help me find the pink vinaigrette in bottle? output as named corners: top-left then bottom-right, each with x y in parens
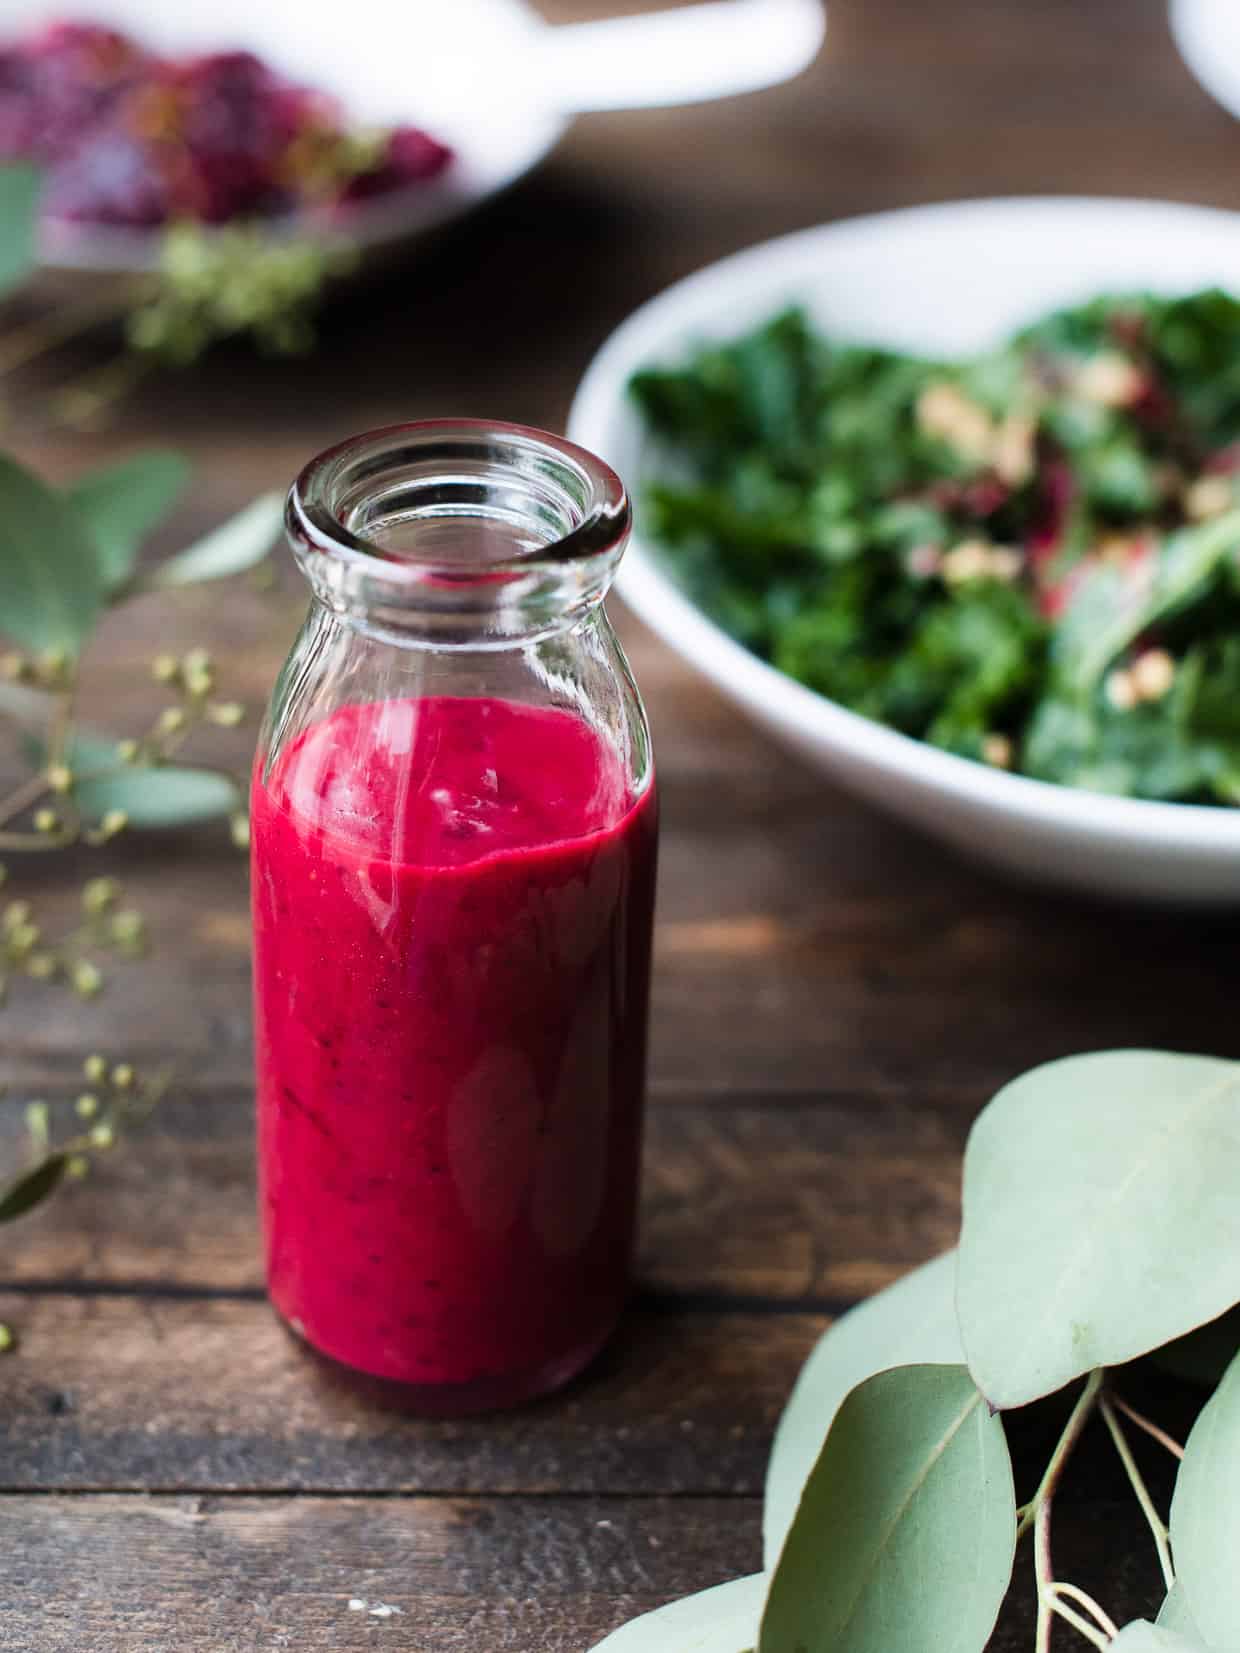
top-left (250, 422), bottom-right (657, 1414)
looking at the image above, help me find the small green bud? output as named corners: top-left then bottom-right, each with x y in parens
top-left (71, 960), bottom-right (103, 999)
top-left (0, 1324), bottom-right (15, 1353)
top-left (2, 900), bottom-right (30, 932)
top-left (32, 808), bottom-right (59, 835)
top-left (182, 647), bottom-right (212, 675)
top-left (99, 810), bottom-right (128, 840)
top-left (82, 877), bottom-right (121, 916)
top-left (65, 1154), bottom-right (89, 1179)
top-left (157, 706), bottom-right (187, 736)
top-left (35, 648), bottom-right (67, 685)
top-left (7, 922), bottom-right (39, 959)
top-left (25, 952), bottom-right (56, 980)
top-left (110, 1063), bottom-right (134, 1091)
top-left (24, 1101), bottom-right (48, 1144)
top-left (45, 764), bottom-right (73, 794)
top-left (75, 1093), bottom-right (100, 1119)
top-left (108, 911), bottom-right (146, 952)
top-left (207, 701), bottom-right (245, 727)
top-left (229, 812), bottom-right (250, 850)
top-left (115, 738), bottom-right (141, 765)
top-left (83, 1054), bottom-right (107, 1084)
top-left (89, 1122), bottom-right (115, 1150)
top-left (151, 654), bottom-right (180, 685)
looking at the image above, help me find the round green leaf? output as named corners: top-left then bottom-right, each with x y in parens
top-left (0, 452), bottom-right (105, 655)
top-left (74, 764), bottom-right (240, 829)
top-left (958, 1050), bottom-right (1240, 1409)
top-left (67, 451), bottom-right (190, 591)
top-left (758, 1364), bottom-right (1015, 1653)
top-left (1110, 1624), bottom-right (1215, 1651)
top-left (1171, 1348), bottom-right (1240, 1647)
top-left (142, 492), bottom-right (283, 588)
top-left (764, 1251), bottom-right (963, 1570)
top-left (0, 1154), bottom-right (67, 1224)
top-left (1157, 1585), bottom-right (1205, 1639)
top-left (587, 1575), bottom-right (766, 1652)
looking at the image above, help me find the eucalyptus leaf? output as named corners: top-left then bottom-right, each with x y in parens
top-left (1110, 1624), bottom-right (1215, 1652)
top-left (0, 452), bottom-right (105, 655)
top-left (758, 1364), bottom-right (1014, 1653)
top-left (22, 728), bottom-right (240, 828)
top-left (957, 1050), bottom-right (1240, 1409)
top-left (73, 764), bottom-right (240, 829)
top-left (1157, 1585), bottom-right (1206, 1639)
top-left (763, 1251), bottom-right (963, 1569)
top-left (140, 492), bottom-right (283, 589)
top-left (67, 451), bottom-right (191, 592)
top-left (0, 163), bottom-right (40, 298)
top-left (0, 1154), bottom-right (67, 1224)
top-left (1171, 1348), bottom-right (1240, 1647)
top-left (586, 1575), bottom-right (767, 1653)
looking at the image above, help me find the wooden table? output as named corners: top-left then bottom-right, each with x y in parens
top-left (2, 0), bottom-right (1238, 1644)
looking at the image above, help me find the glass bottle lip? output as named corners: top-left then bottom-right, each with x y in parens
top-left (287, 418), bottom-right (631, 588)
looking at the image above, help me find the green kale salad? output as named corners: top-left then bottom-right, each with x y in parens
top-left (629, 291), bottom-right (1240, 804)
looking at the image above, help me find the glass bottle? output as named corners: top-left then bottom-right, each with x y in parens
top-left (250, 421), bottom-right (658, 1416)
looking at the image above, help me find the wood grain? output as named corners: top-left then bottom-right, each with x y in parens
top-left (0, 1092), bottom-right (962, 1300)
top-left (0, 1295), bottom-right (820, 1495)
top-left (0, 1489), bottom-right (1168, 1652)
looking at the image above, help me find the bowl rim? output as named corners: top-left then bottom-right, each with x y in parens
top-left (567, 194), bottom-right (1240, 853)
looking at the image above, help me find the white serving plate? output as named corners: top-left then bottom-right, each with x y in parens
top-left (0, 0), bottom-right (824, 272)
top-left (569, 197), bottom-right (1240, 904)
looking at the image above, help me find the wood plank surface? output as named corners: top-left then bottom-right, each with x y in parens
top-left (0, 1092), bottom-right (962, 1299)
top-left (0, 1296), bottom-right (819, 1495)
top-left (0, 1491), bottom-right (1169, 1653)
top-left (3, 0), bottom-right (1239, 1645)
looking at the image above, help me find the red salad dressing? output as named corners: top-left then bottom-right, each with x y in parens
top-left (250, 695), bottom-right (657, 1410)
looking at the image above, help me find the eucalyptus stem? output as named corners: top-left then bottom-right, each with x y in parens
top-left (1109, 1393), bottom-right (1185, 1461)
top-left (1047, 1583), bottom-right (1118, 1639)
top-left (51, 350), bottom-right (153, 431)
top-left (0, 771), bottom-right (49, 830)
top-left (1017, 1370), bottom-right (1105, 1541)
top-left (1099, 1394), bottom-right (1175, 1592)
top-left (1035, 1491), bottom-right (1055, 1653)
top-left (1043, 1589), bottom-right (1110, 1650)
top-left (0, 290), bottom-right (139, 376)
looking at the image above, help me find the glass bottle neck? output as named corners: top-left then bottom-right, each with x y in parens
top-left (285, 420), bottom-right (631, 649)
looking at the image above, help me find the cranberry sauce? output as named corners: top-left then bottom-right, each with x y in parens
top-left (250, 695), bottom-right (657, 1413)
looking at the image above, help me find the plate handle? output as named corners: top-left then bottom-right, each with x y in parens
top-left (537, 0), bottom-right (825, 113)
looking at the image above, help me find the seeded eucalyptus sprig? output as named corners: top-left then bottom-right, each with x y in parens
top-left (0, 1056), bottom-right (170, 1352)
top-left (0, 448), bottom-right (280, 851)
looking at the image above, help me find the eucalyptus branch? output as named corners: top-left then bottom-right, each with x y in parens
top-left (1017, 1370), bottom-right (1105, 1542)
top-left (1099, 1394), bottom-right (1175, 1592)
top-left (1045, 1583), bottom-right (1118, 1640)
top-left (1108, 1394), bottom-right (1185, 1461)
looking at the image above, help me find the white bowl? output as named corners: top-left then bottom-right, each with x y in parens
top-left (0, 0), bottom-right (824, 273)
top-left (569, 197), bottom-right (1240, 905)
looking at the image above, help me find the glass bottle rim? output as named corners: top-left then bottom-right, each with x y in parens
top-left (287, 418), bottom-right (631, 588)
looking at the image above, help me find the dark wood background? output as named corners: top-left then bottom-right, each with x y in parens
top-left (2, 0), bottom-right (1239, 1645)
